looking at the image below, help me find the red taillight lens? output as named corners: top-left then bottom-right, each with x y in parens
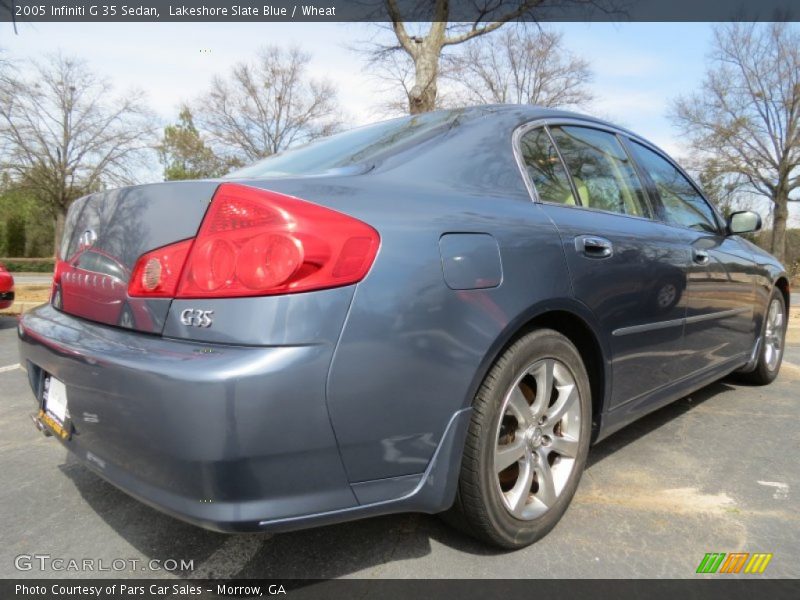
top-left (128, 239), bottom-right (193, 297)
top-left (127, 183), bottom-right (379, 299)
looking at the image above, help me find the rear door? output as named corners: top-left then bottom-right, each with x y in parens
top-left (625, 140), bottom-right (757, 372)
top-left (517, 123), bottom-right (694, 408)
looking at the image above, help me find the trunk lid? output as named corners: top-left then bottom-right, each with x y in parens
top-left (57, 181), bottom-right (218, 334)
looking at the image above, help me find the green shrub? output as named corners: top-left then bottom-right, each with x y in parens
top-left (5, 215), bottom-right (26, 257)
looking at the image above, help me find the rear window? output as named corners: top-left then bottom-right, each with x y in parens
top-left (225, 111), bottom-right (461, 179)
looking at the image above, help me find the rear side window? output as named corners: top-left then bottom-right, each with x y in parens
top-left (519, 128), bottom-right (576, 205)
top-left (549, 126), bottom-right (650, 218)
top-left (628, 141), bottom-right (718, 233)
top-left (76, 251), bottom-right (99, 271)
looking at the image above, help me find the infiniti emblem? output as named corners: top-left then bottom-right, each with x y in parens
top-left (79, 229), bottom-right (98, 250)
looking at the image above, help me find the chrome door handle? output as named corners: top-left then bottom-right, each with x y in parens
top-left (693, 249), bottom-right (709, 265)
top-left (575, 235), bottom-right (613, 258)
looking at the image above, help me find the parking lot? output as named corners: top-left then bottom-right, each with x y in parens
top-left (1, 303), bottom-right (798, 579)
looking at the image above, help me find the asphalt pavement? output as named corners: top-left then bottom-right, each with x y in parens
top-left (0, 314), bottom-right (798, 579)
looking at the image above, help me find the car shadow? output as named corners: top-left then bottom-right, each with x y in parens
top-left (587, 378), bottom-right (736, 468)
top-left (59, 377), bottom-right (741, 578)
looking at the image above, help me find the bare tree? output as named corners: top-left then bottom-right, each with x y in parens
top-left (671, 23), bottom-right (800, 262)
top-left (0, 54), bottom-right (155, 252)
top-left (364, 41), bottom-right (458, 116)
top-left (195, 46), bottom-right (343, 163)
top-left (376, 0), bottom-right (608, 114)
top-left (447, 27), bottom-right (593, 108)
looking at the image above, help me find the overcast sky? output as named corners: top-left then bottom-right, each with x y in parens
top-left (1, 20), bottom-right (796, 224)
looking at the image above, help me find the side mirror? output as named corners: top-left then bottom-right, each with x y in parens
top-left (727, 210), bottom-right (762, 235)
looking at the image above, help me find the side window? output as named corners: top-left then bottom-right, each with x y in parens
top-left (76, 251), bottom-right (98, 272)
top-left (94, 254), bottom-right (124, 280)
top-left (519, 127), bottom-right (576, 205)
top-left (628, 141), bottom-right (718, 233)
top-left (549, 126), bottom-right (650, 218)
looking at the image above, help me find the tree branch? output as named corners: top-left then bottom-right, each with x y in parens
top-left (443, 1), bottom-right (543, 46)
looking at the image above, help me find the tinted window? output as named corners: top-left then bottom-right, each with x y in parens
top-left (550, 126), bottom-right (650, 218)
top-left (94, 254), bottom-right (125, 280)
top-left (519, 128), bottom-right (576, 205)
top-left (629, 142), bottom-right (718, 233)
top-left (226, 111), bottom-right (460, 179)
top-left (76, 251), bottom-right (99, 272)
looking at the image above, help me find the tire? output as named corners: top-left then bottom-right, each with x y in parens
top-left (445, 328), bottom-right (592, 549)
top-left (739, 289), bottom-right (787, 385)
top-left (52, 285), bottom-right (63, 309)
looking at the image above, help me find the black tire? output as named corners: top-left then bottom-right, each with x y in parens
top-left (444, 328), bottom-right (592, 549)
top-left (52, 285), bottom-right (63, 309)
top-left (739, 288), bottom-right (787, 385)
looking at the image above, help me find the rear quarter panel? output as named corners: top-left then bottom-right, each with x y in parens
top-left (235, 110), bottom-right (601, 485)
top-left (325, 193), bottom-right (574, 482)
top-left (250, 162), bottom-right (578, 483)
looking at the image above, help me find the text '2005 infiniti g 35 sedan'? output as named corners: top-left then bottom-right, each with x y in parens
top-left (19, 106), bottom-right (790, 548)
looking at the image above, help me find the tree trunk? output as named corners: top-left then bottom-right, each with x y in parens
top-left (408, 48), bottom-right (440, 114)
top-left (53, 208), bottom-right (66, 259)
top-left (770, 191), bottom-right (788, 263)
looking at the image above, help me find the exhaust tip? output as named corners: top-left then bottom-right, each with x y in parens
top-left (30, 413), bottom-right (53, 437)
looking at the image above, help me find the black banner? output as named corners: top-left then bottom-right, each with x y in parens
top-left (2, 579), bottom-right (800, 600)
top-left (0, 0), bottom-right (799, 23)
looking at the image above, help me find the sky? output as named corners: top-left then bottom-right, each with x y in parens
top-left (1, 20), bottom-right (796, 224)
top-left (0, 21), bottom-right (712, 155)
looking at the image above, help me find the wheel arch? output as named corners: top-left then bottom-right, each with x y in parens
top-left (463, 300), bottom-right (611, 442)
top-left (775, 276), bottom-right (790, 310)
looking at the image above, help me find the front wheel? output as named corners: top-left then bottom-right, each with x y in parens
top-left (445, 328), bottom-right (592, 549)
top-left (740, 289), bottom-right (787, 385)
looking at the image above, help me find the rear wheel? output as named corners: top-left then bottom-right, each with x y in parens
top-left (52, 285), bottom-right (63, 309)
top-left (446, 329), bottom-right (592, 548)
top-left (740, 289), bottom-right (786, 385)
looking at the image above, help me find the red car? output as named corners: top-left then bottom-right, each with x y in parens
top-left (53, 247), bottom-right (153, 330)
top-left (0, 263), bottom-right (14, 309)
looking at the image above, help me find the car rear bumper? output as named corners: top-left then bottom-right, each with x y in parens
top-left (17, 304), bottom-right (359, 532)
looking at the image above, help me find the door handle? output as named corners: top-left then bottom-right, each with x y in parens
top-left (575, 235), bottom-right (613, 259)
top-left (693, 249), bottom-right (710, 265)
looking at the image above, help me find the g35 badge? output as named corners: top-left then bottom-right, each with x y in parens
top-left (180, 308), bottom-right (214, 328)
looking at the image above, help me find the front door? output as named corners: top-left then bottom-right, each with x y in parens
top-left (625, 139), bottom-right (757, 374)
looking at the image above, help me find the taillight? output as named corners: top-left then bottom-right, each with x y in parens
top-left (128, 183), bottom-right (379, 299)
top-left (129, 239), bottom-right (194, 297)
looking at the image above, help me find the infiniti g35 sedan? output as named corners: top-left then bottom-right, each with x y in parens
top-left (19, 106), bottom-right (789, 548)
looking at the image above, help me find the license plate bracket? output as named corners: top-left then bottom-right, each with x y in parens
top-left (39, 374), bottom-right (72, 440)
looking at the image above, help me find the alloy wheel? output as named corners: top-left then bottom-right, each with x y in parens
top-left (764, 298), bottom-right (784, 372)
top-left (494, 358), bottom-right (582, 520)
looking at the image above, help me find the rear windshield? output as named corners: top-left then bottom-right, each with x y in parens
top-left (225, 111), bottom-right (461, 179)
